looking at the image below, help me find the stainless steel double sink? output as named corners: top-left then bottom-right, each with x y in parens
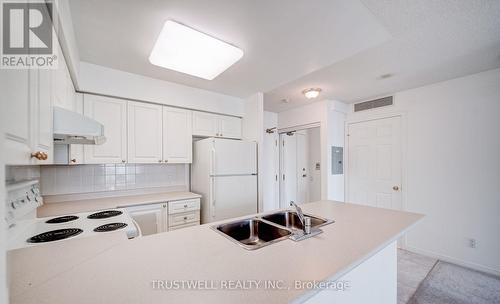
top-left (212, 211), bottom-right (334, 250)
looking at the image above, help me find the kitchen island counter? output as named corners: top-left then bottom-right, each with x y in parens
top-left (9, 201), bottom-right (422, 304)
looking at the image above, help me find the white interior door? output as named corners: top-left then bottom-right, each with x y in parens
top-left (296, 132), bottom-right (309, 204)
top-left (347, 116), bottom-right (402, 210)
top-left (280, 133), bottom-right (297, 208)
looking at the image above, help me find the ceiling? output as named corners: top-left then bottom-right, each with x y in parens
top-left (69, 0), bottom-right (500, 112)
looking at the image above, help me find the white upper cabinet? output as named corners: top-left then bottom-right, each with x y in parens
top-left (128, 101), bottom-right (163, 163)
top-left (192, 112), bottom-right (219, 137)
top-left (31, 68), bottom-right (54, 164)
top-left (84, 95), bottom-right (127, 164)
top-left (218, 115), bottom-right (242, 139)
top-left (52, 40), bottom-right (75, 112)
top-left (2, 69), bottom-right (32, 164)
top-left (163, 107), bottom-right (192, 163)
top-left (192, 111), bottom-right (242, 139)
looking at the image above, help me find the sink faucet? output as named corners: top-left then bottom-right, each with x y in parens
top-left (290, 201), bottom-right (310, 234)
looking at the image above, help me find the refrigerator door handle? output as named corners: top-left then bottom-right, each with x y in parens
top-left (210, 177), bottom-right (216, 218)
top-left (210, 147), bottom-right (216, 176)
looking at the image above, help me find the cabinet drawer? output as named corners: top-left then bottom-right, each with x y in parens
top-left (168, 199), bottom-right (200, 214)
top-left (169, 221), bottom-right (200, 231)
top-left (168, 211), bottom-right (200, 227)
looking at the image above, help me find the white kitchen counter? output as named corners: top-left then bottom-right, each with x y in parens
top-left (37, 191), bottom-right (201, 217)
top-left (9, 201), bottom-right (422, 304)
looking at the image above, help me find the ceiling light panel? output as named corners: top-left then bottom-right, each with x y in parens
top-left (149, 20), bottom-right (244, 80)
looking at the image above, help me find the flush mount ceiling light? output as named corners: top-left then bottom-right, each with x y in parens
top-left (302, 88), bottom-right (322, 99)
top-left (149, 20), bottom-right (244, 80)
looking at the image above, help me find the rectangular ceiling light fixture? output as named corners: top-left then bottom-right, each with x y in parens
top-left (149, 20), bottom-right (244, 80)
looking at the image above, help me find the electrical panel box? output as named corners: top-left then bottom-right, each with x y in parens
top-left (332, 146), bottom-right (343, 175)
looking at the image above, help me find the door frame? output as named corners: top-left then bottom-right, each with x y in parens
top-left (278, 123), bottom-right (321, 208)
top-left (345, 112), bottom-right (407, 247)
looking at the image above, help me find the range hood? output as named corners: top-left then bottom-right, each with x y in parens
top-left (53, 107), bottom-right (106, 145)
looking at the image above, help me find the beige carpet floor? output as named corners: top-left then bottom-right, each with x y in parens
top-left (398, 249), bottom-right (500, 304)
top-left (397, 249), bottom-right (437, 304)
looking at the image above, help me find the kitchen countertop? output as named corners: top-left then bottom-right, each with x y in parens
top-left (37, 191), bottom-right (202, 217)
top-left (10, 201), bottom-right (423, 304)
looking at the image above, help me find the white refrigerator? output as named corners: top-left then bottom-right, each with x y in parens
top-left (191, 138), bottom-right (257, 223)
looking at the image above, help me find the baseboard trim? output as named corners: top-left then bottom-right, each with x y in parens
top-left (404, 246), bottom-right (500, 277)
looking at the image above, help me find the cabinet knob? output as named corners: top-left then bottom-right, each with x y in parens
top-left (122, 160), bottom-right (126, 163)
top-left (164, 160), bottom-right (169, 163)
top-left (31, 151), bottom-right (48, 160)
top-left (71, 159), bottom-right (77, 163)
top-left (393, 186), bottom-right (400, 191)
top-left (158, 160), bottom-right (162, 163)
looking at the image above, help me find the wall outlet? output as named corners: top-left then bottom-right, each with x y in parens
top-left (469, 238), bottom-right (477, 248)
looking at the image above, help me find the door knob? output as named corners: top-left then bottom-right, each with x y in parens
top-left (393, 186), bottom-right (400, 191)
top-left (31, 151), bottom-right (48, 160)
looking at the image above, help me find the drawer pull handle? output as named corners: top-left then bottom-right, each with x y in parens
top-left (183, 216), bottom-right (188, 220)
top-left (184, 204), bottom-right (188, 208)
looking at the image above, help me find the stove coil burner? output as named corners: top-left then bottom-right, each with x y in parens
top-left (93, 222), bottom-right (128, 232)
top-left (87, 210), bottom-right (123, 219)
top-left (45, 215), bottom-right (79, 224)
top-left (27, 228), bottom-right (83, 243)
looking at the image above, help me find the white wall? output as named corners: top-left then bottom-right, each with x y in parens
top-left (78, 62), bottom-right (244, 116)
top-left (262, 111), bottom-right (279, 211)
top-left (278, 100), bottom-right (348, 201)
top-left (242, 93), bottom-right (265, 211)
top-left (346, 68), bottom-right (500, 275)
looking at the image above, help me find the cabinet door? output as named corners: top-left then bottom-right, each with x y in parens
top-left (52, 40), bottom-right (75, 111)
top-left (2, 68), bottom-right (31, 164)
top-left (192, 112), bottom-right (219, 137)
top-left (69, 93), bottom-right (84, 164)
top-left (218, 115), bottom-right (242, 139)
top-left (31, 68), bottom-right (54, 164)
top-left (84, 95), bottom-right (127, 164)
top-left (128, 101), bottom-right (163, 163)
top-left (163, 107), bottom-right (192, 163)
top-left (127, 204), bottom-right (166, 236)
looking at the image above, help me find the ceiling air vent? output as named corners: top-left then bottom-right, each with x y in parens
top-left (354, 96), bottom-right (393, 112)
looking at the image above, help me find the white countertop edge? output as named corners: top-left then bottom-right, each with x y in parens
top-left (290, 217), bottom-right (424, 304)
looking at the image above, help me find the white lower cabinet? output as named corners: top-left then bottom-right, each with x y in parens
top-left (126, 198), bottom-right (200, 236)
top-left (167, 199), bottom-right (201, 231)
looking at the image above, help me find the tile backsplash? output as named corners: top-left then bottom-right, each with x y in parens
top-left (40, 164), bottom-right (188, 196)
